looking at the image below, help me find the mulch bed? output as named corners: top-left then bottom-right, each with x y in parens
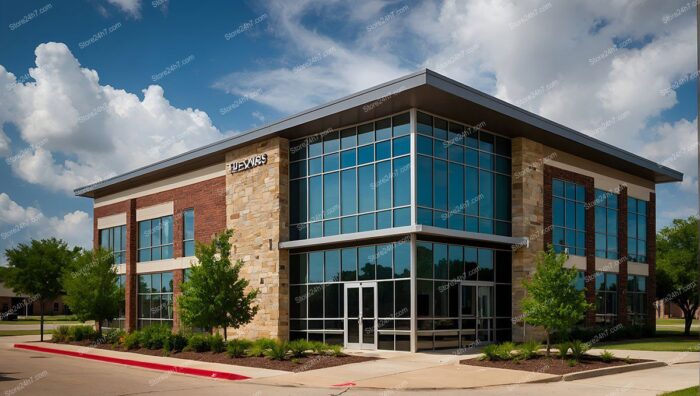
top-left (461, 354), bottom-right (650, 375)
top-left (50, 341), bottom-right (377, 372)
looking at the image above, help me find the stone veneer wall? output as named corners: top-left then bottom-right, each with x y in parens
top-left (511, 137), bottom-right (546, 342)
top-left (225, 137), bottom-right (290, 340)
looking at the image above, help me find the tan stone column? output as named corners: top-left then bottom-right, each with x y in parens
top-left (225, 137), bottom-right (290, 340)
top-left (511, 137), bottom-right (546, 342)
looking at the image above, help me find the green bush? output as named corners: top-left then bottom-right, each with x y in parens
top-left (599, 350), bottom-right (615, 363)
top-left (556, 342), bottom-right (570, 359)
top-left (567, 359), bottom-right (577, 367)
top-left (137, 325), bottom-right (172, 350)
top-left (103, 329), bottom-right (125, 345)
top-left (226, 339), bottom-right (252, 358)
top-left (164, 333), bottom-right (188, 353)
top-left (123, 332), bottom-right (140, 350)
top-left (246, 338), bottom-right (277, 357)
top-left (209, 334), bottom-right (226, 353)
top-left (517, 341), bottom-right (542, 360)
top-left (288, 339), bottom-right (312, 358)
top-left (52, 326), bottom-right (71, 343)
top-left (187, 334), bottom-right (211, 352)
top-left (69, 325), bottom-right (98, 342)
top-left (326, 344), bottom-right (344, 357)
top-left (569, 340), bottom-right (590, 361)
top-left (264, 341), bottom-right (289, 361)
top-left (481, 342), bottom-right (516, 361)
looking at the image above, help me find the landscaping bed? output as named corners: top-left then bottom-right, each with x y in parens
top-left (50, 325), bottom-right (377, 372)
top-left (462, 354), bottom-right (649, 375)
top-left (460, 340), bottom-right (651, 375)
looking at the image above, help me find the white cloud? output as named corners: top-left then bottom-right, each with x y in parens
top-left (251, 111), bottom-right (266, 123)
top-left (642, 117), bottom-right (698, 192)
top-left (0, 42), bottom-right (224, 194)
top-left (107, 0), bottom-right (142, 18)
top-left (0, 193), bottom-right (91, 263)
top-left (212, 0), bottom-right (697, 228)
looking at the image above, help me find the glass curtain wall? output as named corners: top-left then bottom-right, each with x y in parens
top-left (416, 240), bottom-right (512, 350)
top-left (137, 272), bottom-right (174, 328)
top-left (289, 113), bottom-right (411, 240)
top-left (289, 240), bottom-right (412, 350)
top-left (415, 111), bottom-right (512, 236)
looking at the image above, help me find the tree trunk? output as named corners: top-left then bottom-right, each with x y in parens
top-left (95, 319), bottom-right (102, 336)
top-left (39, 299), bottom-right (44, 342)
top-left (681, 306), bottom-right (695, 336)
top-left (223, 327), bottom-right (227, 341)
top-left (545, 332), bottom-right (551, 356)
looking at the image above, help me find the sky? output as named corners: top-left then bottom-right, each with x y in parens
top-left (0, 0), bottom-right (697, 262)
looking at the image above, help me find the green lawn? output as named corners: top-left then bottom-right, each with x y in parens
top-left (0, 329), bottom-right (43, 337)
top-left (660, 386), bottom-right (699, 396)
top-left (18, 315), bottom-right (78, 321)
top-left (1, 320), bottom-right (82, 325)
top-left (601, 335), bottom-right (699, 352)
top-left (657, 318), bottom-right (697, 326)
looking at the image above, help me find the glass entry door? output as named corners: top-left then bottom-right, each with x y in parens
top-left (460, 282), bottom-right (493, 345)
top-left (344, 282), bottom-right (377, 350)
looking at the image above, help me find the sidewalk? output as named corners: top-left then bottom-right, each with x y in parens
top-left (8, 337), bottom-right (696, 390)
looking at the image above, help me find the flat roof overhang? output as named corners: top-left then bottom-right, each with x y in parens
top-left (75, 69), bottom-right (682, 198)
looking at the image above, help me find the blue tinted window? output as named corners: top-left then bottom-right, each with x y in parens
top-left (552, 178), bottom-right (586, 255)
top-left (393, 156), bottom-right (410, 206)
top-left (340, 149), bottom-right (356, 168)
top-left (341, 169), bottom-right (356, 215)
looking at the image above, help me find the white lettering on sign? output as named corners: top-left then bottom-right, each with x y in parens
top-left (230, 153), bottom-right (268, 173)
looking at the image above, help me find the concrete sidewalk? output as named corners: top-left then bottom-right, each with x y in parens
top-left (7, 336), bottom-right (696, 391)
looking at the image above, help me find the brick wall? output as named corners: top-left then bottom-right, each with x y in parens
top-left (543, 165), bottom-right (596, 326)
top-left (93, 176), bottom-right (227, 331)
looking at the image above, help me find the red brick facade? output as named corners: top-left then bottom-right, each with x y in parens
top-left (93, 176), bottom-right (227, 331)
top-left (543, 165), bottom-right (656, 329)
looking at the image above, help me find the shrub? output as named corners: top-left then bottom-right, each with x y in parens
top-left (288, 339), bottom-right (312, 358)
top-left (517, 341), bottom-right (542, 360)
top-left (103, 328), bottom-right (125, 345)
top-left (246, 338), bottom-right (277, 357)
top-left (556, 343), bottom-right (570, 359)
top-left (567, 359), bottom-right (577, 367)
top-left (138, 325), bottom-right (172, 350)
top-left (309, 341), bottom-right (327, 354)
top-left (52, 326), bottom-right (71, 343)
top-left (187, 334), bottom-right (211, 352)
top-left (226, 339), bottom-right (252, 358)
top-left (481, 342), bottom-right (516, 361)
top-left (326, 344), bottom-right (344, 357)
top-left (599, 350), bottom-right (615, 363)
top-left (123, 332), bottom-right (140, 350)
top-left (69, 325), bottom-right (98, 342)
top-left (624, 355), bottom-right (632, 364)
top-left (264, 341), bottom-right (289, 361)
top-left (164, 333), bottom-right (188, 353)
top-left (569, 340), bottom-right (590, 362)
top-left (209, 334), bottom-right (226, 353)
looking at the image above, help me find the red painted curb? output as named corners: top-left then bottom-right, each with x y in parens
top-left (14, 344), bottom-right (250, 381)
top-left (333, 381), bottom-right (356, 387)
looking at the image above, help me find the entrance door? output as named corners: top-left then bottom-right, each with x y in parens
top-left (344, 282), bottom-right (377, 350)
top-left (460, 282), bottom-right (493, 345)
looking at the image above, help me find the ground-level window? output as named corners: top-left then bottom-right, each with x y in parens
top-left (137, 272), bottom-right (173, 328)
top-left (105, 274), bottom-right (126, 329)
top-left (416, 241), bottom-right (512, 351)
top-left (595, 272), bottom-right (618, 324)
top-left (289, 240), bottom-right (411, 350)
top-left (99, 225), bottom-right (127, 264)
top-left (627, 275), bottom-right (647, 324)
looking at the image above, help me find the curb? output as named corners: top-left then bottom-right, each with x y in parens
top-left (14, 344), bottom-right (250, 381)
top-left (562, 361), bottom-right (667, 381)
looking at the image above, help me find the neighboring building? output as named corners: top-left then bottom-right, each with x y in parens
top-left (656, 300), bottom-right (700, 320)
top-left (75, 70), bottom-right (682, 351)
top-left (0, 282), bottom-right (69, 318)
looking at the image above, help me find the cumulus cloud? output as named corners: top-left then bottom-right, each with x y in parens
top-left (0, 193), bottom-right (91, 263)
top-left (642, 117), bottom-right (698, 192)
top-left (0, 42), bottom-right (224, 194)
top-left (213, 0), bottom-right (697, 228)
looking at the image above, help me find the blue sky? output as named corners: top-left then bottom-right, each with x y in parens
top-left (0, 0), bottom-right (696, 259)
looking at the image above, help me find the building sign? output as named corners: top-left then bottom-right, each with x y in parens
top-left (230, 153), bottom-right (268, 173)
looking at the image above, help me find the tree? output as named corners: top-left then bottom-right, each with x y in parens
top-left (521, 246), bottom-right (593, 355)
top-left (656, 216), bottom-right (698, 336)
top-left (4, 239), bottom-right (78, 341)
top-left (62, 248), bottom-right (121, 335)
top-left (178, 229), bottom-right (259, 340)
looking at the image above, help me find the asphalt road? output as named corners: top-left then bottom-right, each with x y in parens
top-left (0, 340), bottom-right (697, 395)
